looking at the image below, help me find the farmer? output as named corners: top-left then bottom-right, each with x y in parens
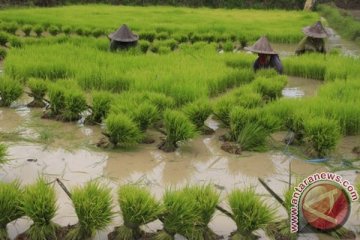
top-left (245, 36), bottom-right (283, 74)
top-left (108, 24), bottom-right (138, 51)
top-left (295, 21), bottom-right (329, 55)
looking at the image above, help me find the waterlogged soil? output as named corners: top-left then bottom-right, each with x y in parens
top-left (282, 76), bottom-right (322, 98)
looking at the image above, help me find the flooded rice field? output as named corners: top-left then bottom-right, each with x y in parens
top-left (282, 76), bottom-right (322, 98)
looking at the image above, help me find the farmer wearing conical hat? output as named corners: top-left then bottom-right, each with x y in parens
top-left (108, 24), bottom-right (139, 51)
top-left (245, 36), bottom-right (283, 74)
top-left (295, 21), bottom-right (329, 55)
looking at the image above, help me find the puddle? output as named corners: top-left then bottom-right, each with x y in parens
top-left (282, 76), bottom-right (322, 98)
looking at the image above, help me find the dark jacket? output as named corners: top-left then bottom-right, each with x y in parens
top-left (253, 54), bottom-right (283, 74)
top-left (295, 36), bottom-right (326, 55)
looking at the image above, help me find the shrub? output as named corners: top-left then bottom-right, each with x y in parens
top-left (63, 89), bottom-right (88, 121)
top-left (66, 181), bottom-right (114, 240)
top-left (138, 40), bottom-right (150, 53)
top-left (155, 189), bottom-right (200, 240)
top-left (22, 24), bottom-right (32, 36)
top-left (48, 84), bottom-right (66, 116)
top-left (62, 25), bottom-right (72, 35)
top-left (114, 184), bottom-right (163, 240)
top-left (48, 25), bottom-right (60, 36)
top-left (228, 188), bottom-right (276, 239)
top-left (160, 110), bottom-right (196, 152)
top-left (252, 76), bottom-right (288, 101)
top-left (0, 48), bottom-right (6, 60)
top-left (0, 31), bottom-right (9, 46)
top-left (104, 113), bottom-right (142, 147)
top-left (183, 185), bottom-right (219, 239)
top-left (130, 102), bottom-right (158, 132)
top-left (0, 77), bottom-right (22, 107)
top-left (27, 78), bottom-right (47, 107)
top-left (139, 31), bottom-right (156, 42)
top-left (304, 117), bottom-right (340, 157)
top-left (92, 28), bottom-right (104, 38)
top-left (0, 144), bottom-right (7, 165)
top-left (0, 181), bottom-right (23, 240)
top-left (33, 25), bottom-right (43, 37)
top-left (22, 177), bottom-right (58, 240)
top-left (182, 99), bottom-right (212, 133)
top-left (89, 91), bottom-right (113, 124)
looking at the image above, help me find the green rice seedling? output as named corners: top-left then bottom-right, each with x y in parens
top-left (22, 177), bottom-right (58, 240)
top-left (27, 78), bottom-right (47, 108)
top-left (0, 143), bottom-right (7, 165)
top-left (138, 40), bottom-right (150, 53)
top-left (0, 31), bottom-right (9, 46)
top-left (63, 89), bottom-right (88, 121)
top-left (155, 189), bottom-right (200, 240)
top-left (235, 91), bottom-right (263, 109)
top-left (190, 33), bottom-right (202, 43)
top-left (3, 22), bottom-right (18, 35)
top-left (88, 91), bottom-right (113, 124)
top-left (48, 84), bottom-right (66, 116)
top-left (229, 107), bottom-right (257, 140)
top-left (223, 41), bottom-right (234, 52)
top-left (255, 69), bottom-right (278, 78)
top-left (158, 46), bottom-right (171, 55)
top-left (236, 122), bottom-right (270, 151)
top-left (92, 28), bottom-right (104, 38)
top-left (303, 117), bottom-right (340, 157)
top-left (144, 92), bottom-right (175, 112)
top-left (172, 33), bottom-right (188, 43)
top-left (0, 48), bottom-right (6, 60)
top-left (48, 25), bottom-right (59, 36)
top-left (62, 25), bottom-right (72, 35)
top-left (139, 31), bottom-right (156, 42)
top-left (113, 184), bottom-right (163, 240)
top-left (82, 28), bottom-right (92, 36)
top-left (104, 113), bottom-right (142, 147)
top-left (163, 39), bottom-right (177, 51)
top-left (156, 32), bottom-right (169, 40)
top-left (213, 95), bottom-right (236, 127)
top-left (33, 25), bottom-right (43, 37)
top-left (22, 24), bottom-right (32, 37)
top-left (252, 75), bottom-right (288, 101)
top-left (9, 36), bottom-right (22, 48)
top-left (66, 181), bottom-right (114, 240)
top-left (0, 181), bottom-right (23, 240)
top-left (75, 27), bottom-right (84, 36)
top-left (228, 188), bottom-right (276, 239)
top-left (160, 110), bottom-right (196, 152)
top-left (183, 185), bottom-right (220, 239)
top-left (0, 76), bottom-right (22, 107)
top-left (130, 102), bottom-right (159, 132)
top-left (182, 99), bottom-right (213, 134)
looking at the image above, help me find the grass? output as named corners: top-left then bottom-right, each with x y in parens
top-left (0, 181), bottom-right (23, 240)
top-left (114, 184), bottom-right (163, 240)
top-left (21, 177), bottom-right (58, 240)
top-left (0, 5), bottom-right (318, 43)
top-left (66, 181), bottom-right (114, 240)
top-left (228, 188), bottom-right (276, 239)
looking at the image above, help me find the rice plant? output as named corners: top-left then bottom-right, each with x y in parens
top-left (160, 110), bottom-right (196, 152)
top-left (21, 177), bottom-right (58, 240)
top-left (182, 185), bottom-right (220, 239)
top-left (33, 25), bottom-right (43, 37)
top-left (303, 117), bottom-right (341, 157)
top-left (27, 78), bottom-right (47, 108)
top-left (0, 143), bottom-right (7, 165)
top-left (88, 91), bottom-right (113, 124)
top-left (48, 25), bottom-right (59, 36)
top-left (213, 95), bottom-right (236, 127)
top-left (155, 189), bottom-right (200, 240)
top-left (3, 22), bottom-right (17, 35)
top-left (236, 123), bottom-right (269, 152)
top-left (182, 99), bottom-right (213, 134)
top-left (113, 184), bottom-right (164, 240)
top-left (228, 188), bottom-right (276, 239)
top-left (62, 89), bottom-right (88, 121)
top-left (130, 102), bottom-right (159, 132)
top-left (48, 84), bottom-right (66, 116)
top-left (0, 181), bottom-right (23, 240)
top-left (66, 181), bottom-right (114, 240)
top-left (104, 113), bottom-right (142, 147)
top-left (138, 40), bottom-right (150, 53)
top-left (22, 24), bottom-right (32, 37)
top-left (0, 31), bottom-right (8, 46)
top-left (252, 75), bottom-right (287, 101)
top-left (9, 36), bottom-right (22, 48)
top-left (0, 48), bottom-right (6, 60)
top-left (0, 76), bottom-right (22, 107)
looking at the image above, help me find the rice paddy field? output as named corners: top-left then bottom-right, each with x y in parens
top-left (0, 3), bottom-right (360, 240)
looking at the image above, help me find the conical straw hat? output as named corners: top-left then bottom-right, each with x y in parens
top-left (108, 24), bottom-right (139, 42)
top-left (302, 21), bottom-right (329, 38)
top-left (244, 36), bottom-right (277, 55)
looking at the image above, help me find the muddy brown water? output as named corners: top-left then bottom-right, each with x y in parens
top-left (282, 76), bottom-right (322, 98)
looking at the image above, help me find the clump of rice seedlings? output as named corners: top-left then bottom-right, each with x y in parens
top-left (112, 184), bottom-right (163, 240)
top-left (236, 92), bottom-right (263, 109)
top-left (66, 181), bottom-right (114, 240)
top-left (27, 78), bottom-right (47, 108)
top-left (156, 32), bottom-right (169, 40)
top-left (0, 48), bottom-right (6, 60)
top-left (131, 102), bottom-right (159, 132)
top-left (62, 89), bottom-right (88, 121)
top-left (74, 27), bottom-right (84, 36)
top-left (159, 110), bottom-right (196, 152)
top-left (33, 25), bottom-right (43, 37)
top-left (236, 122), bottom-right (269, 151)
top-left (48, 25), bottom-right (59, 36)
top-left (0, 181), bottom-right (23, 240)
top-left (213, 95), bottom-right (236, 127)
top-left (223, 41), bottom-right (234, 52)
top-left (303, 117), bottom-right (340, 157)
top-left (47, 84), bottom-right (66, 117)
top-left (172, 33), bottom-right (188, 43)
top-left (252, 76), bottom-right (287, 101)
top-left (22, 24), bottom-right (32, 37)
top-left (139, 31), bottom-right (156, 42)
top-left (255, 69), bottom-right (278, 78)
top-left (155, 189), bottom-right (200, 240)
top-left (183, 185), bottom-right (220, 239)
top-left (163, 39), bottom-right (178, 51)
top-left (104, 113), bottom-right (142, 147)
top-left (0, 76), bottom-right (22, 107)
top-left (229, 107), bottom-right (258, 140)
top-left (138, 40), bottom-right (150, 53)
top-left (182, 99), bottom-right (213, 134)
top-left (228, 188), bottom-right (276, 239)
top-left (0, 143), bottom-right (7, 164)
top-left (92, 28), bottom-right (104, 38)
top-left (87, 91), bottom-right (113, 124)
top-left (0, 31), bottom-right (9, 46)
top-left (22, 177), bottom-right (58, 240)
top-left (3, 22), bottom-right (18, 35)
top-left (62, 26), bottom-right (72, 35)
top-left (9, 36), bottom-right (22, 48)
